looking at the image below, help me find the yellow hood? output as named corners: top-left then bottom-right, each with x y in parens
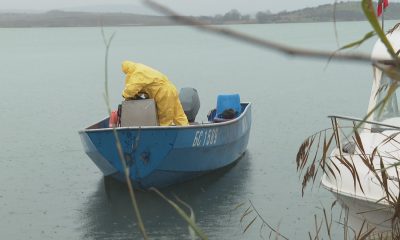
top-left (122, 61), bottom-right (137, 74)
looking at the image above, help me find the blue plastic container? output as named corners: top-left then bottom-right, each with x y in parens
top-left (215, 94), bottom-right (241, 118)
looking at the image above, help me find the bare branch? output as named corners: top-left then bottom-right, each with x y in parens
top-left (249, 200), bottom-right (290, 240)
top-left (143, 0), bottom-right (382, 64)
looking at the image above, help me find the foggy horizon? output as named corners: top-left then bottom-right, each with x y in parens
top-left (1, 0), bottom-right (388, 16)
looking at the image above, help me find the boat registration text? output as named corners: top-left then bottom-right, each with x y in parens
top-left (192, 128), bottom-right (219, 147)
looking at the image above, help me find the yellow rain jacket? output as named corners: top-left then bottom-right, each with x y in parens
top-left (121, 61), bottom-right (189, 126)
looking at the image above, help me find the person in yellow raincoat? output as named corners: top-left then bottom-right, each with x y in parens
top-left (121, 61), bottom-right (189, 126)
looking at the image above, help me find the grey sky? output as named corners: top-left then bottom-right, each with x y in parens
top-left (1, 0), bottom-right (356, 15)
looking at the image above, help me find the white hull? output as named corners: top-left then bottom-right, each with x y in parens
top-left (316, 24), bottom-right (400, 238)
top-left (321, 127), bottom-right (400, 236)
top-left (322, 174), bottom-right (393, 233)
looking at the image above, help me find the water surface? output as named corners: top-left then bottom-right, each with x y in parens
top-left (0, 21), bottom-right (392, 239)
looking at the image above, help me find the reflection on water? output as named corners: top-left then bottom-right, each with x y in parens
top-left (81, 153), bottom-right (251, 239)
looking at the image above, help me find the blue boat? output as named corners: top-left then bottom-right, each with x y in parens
top-left (79, 95), bottom-right (252, 190)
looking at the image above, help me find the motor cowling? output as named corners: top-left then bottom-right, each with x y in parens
top-left (179, 87), bottom-right (200, 122)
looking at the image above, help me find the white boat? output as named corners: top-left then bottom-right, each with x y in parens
top-left (321, 25), bottom-right (400, 235)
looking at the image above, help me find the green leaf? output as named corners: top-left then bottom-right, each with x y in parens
top-left (361, 0), bottom-right (397, 58)
top-left (337, 31), bottom-right (375, 51)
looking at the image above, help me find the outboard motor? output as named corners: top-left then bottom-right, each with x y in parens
top-left (179, 87), bottom-right (200, 122)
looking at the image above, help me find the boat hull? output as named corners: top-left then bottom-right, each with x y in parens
top-left (322, 174), bottom-right (393, 233)
top-left (79, 103), bottom-right (251, 189)
top-left (321, 139), bottom-right (399, 235)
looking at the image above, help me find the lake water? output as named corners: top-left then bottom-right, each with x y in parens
top-left (1, 20), bottom-right (396, 239)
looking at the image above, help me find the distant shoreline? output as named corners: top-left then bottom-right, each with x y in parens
top-left (1, 2), bottom-right (400, 28)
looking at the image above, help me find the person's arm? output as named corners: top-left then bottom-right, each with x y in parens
top-left (122, 72), bottom-right (150, 99)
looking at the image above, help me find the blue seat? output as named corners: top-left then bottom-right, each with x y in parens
top-left (215, 94), bottom-right (241, 120)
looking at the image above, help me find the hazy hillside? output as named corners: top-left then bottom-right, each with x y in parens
top-left (258, 1), bottom-right (400, 23)
top-left (0, 10), bottom-right (175, 27)
top-left (0, 1), bottom-right (399, 27)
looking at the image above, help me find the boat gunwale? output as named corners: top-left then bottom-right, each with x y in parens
top-left (79, 102), bottom-right (252, 134)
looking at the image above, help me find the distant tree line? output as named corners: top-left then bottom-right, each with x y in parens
top-left (201, 1), bottom-right (400, 24)
top-left (0, 1), bottom-right (400, 28)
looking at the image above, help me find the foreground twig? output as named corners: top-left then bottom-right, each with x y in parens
top-left (150, 188), bottom-right (208, 240)
top-left (249, 200), bottom-right (289, 240)
top-left (101, 28), bottom-right (149, 239)
top-left (143, 0), bottom-right (387, 64)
